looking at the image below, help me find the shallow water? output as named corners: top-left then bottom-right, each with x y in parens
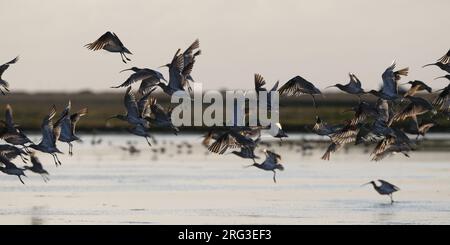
top-left (1, 134), bottom-right (450, 225)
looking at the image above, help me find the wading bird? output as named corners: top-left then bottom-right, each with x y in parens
top-left (148, 98), bottom-right (179, 134)
top-left (28, 106), bottom-right (64, 166)
top-left (55, 101), bottom-right (88, 155)
top-left (402, 80), bottom-right (432, 97)
top-left (325, 73), bottom-right (365, 99)
top-left (111, 67), bottom-right (167, 95)
top-left (24, 152), bottom-right (50, 182)
top-left (0, 144), bottom-right (29, 163)
top-left (362, 179), bottom-right (400, 203)
top-left (423, 49), bottom-right (450, 72)
top-left (0, 56), bottom-right (19, 95)
top-left (368, 62), bottom-right (409, 101)
top-left (246, 149), bottom-right (284, 183)
top-left (158, 49), bottom-right (191, 96)
top-left (108, 87), bottom-right (149, 127)
top-left (231, 137), bottom-right (260, 163)
top-left (391, 96), bottom-right (436, 128)
top-left (0, 104), bottom-right (33, 147)
top-left (85, 32), bottom-right (132, 63)
top-left (278, 75), bottom-right (322, 108)
top-left (433, 84), bottom-right (450, 113)
top-left (311, 116), bottom-right (342, 137)
top-left (0, 153), bottom-right (26, 184)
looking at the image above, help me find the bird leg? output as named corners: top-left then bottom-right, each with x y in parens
top-left (68, 142), bottom-right (73, 156)
top-left (272, 170), bottom-right (277, 183)
top-left (119, 53), bottom-right (127, 63)
top-left (41, 174), bottom-right (49, 183)
top-left (55, 154), bottom-right (62, 165)
top-left (389, 194), bottom-right (394, 204)
top-left (18, 176), bottom-right (25, 185)
top-left (51, 154), bottom-right (59, 166)
top-left (145, 137), bottom-right (152, 147)
top-left (123, 52), bottom-right (131, 61)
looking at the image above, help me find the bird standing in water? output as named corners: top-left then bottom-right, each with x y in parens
top-left (362, 179), bottom-right (400, 203)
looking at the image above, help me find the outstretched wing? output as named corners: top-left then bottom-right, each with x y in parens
top-left (40, 106), bottom-right (57, 147)
top-left (84, 31), bottom-right (116, 51)
top-left (437, 49), bottom-right (450, 64)
top-left (0, 56), bottom-right (19, 77)
top-left (70, 108), bottom-right (88, 135)
top-left (254, 73), bottom-right (267, 92)
top-left (123, 87), bottom-right (139, 118)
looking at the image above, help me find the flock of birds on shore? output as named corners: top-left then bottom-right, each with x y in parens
top-left (1, 31), bottom-right (449, 203)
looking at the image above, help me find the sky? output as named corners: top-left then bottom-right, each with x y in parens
top-left (0, 0), bottom-right (449, 93)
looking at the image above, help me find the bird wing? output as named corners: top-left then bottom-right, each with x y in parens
top-left (168, 49), bottom-right (185, 90)
top-left (40, 106), bottom-right (57, 147)
top-left (0, 152), bottom-right (18, 169)
top-left (381, 62), bottom-right (398, 97)
top-left (30, 153), bottom-right (45, 170)
top-left (279, 76), bottom-right (320, 96)
top-left (254, 73), bottom-right (267, 92)
top-left (123, 87), bottom-right (139, 118)
top-left (84, 31), bottom-right (116, 51)
top-left (0, 56), bottom-right (19, 77)
top-left (270, 81), bottom-right (279, 92)
top-left (394, 67), bottom-right (409, 82)
top-left (70, 108), bottom-right (88, 136)
top-left (138, 88), bottom-right (155, 118)
top-left (349, 73), bottom-right (362, 87)
top-left (378, 179), bottom-right (400, 191)
top-left (112, 32), bottom-right (125, 47)
top-left (265, 150), bottom-right (281, 164)
top-left (183, 39), bottom-right (200, 56)
top-left (114, 70), bottom-right (154, 88)
top-left (207, 132), bottom-right (238, 154)
top-left (55, 101), bottom-right (73, 139)
top-left (149, 98), bottom-right (169, 119)
top-left (437, 49), bottom-right (450, 64)
top-left (138, 76), bottom-right (160, 95)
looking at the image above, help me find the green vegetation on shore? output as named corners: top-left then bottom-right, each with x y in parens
top-left (0, 91), bottom-right (448, 133)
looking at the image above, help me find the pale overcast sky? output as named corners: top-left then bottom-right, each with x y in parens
top-left (0, 0), bottom-right (449, 92)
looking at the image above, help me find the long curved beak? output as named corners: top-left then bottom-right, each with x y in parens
top-left (422, 63), bottom-right (435, 68)
top-left (243, 164), bottom-right (254, 168)
top-left (324, 85), bottom-right (336, 89)
top-left (158, 64), bottom-right (168, 69)
top-left (361, 182), bottom-right (372, 187)
top-left (119, 68), bottom-right (132, 73)
top-left (434, 76), bottom-right (446, 80)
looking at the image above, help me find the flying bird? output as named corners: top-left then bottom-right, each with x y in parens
top-left (325, 73), bottom-right (365, 98)
top-left (24, 152), bottom-right (50, 182)
top-left (85, 32), bottom-right (132, 63)
top-left (246, 149), bottom-right (284, 183)
top-left (278, 75), bottom-right (322, 108)
top-left (28, 106), bottom-right (64, 166)
top-left (111, 67), bottom-right (167, 95)
top-left (0, 153), bottom-right (26, 184)
top-left (402, 80), bottom-right (432, 97)
top-left (55, 101), bottom-right (88, 155)
top-left (0, 56), bottom-right (19, 95)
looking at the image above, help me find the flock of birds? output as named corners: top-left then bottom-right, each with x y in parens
top-left (1, 31), bottom-right (449, 203)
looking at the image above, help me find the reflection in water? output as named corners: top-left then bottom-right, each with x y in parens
top-left (30, 206), bottom-right (46, 225)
